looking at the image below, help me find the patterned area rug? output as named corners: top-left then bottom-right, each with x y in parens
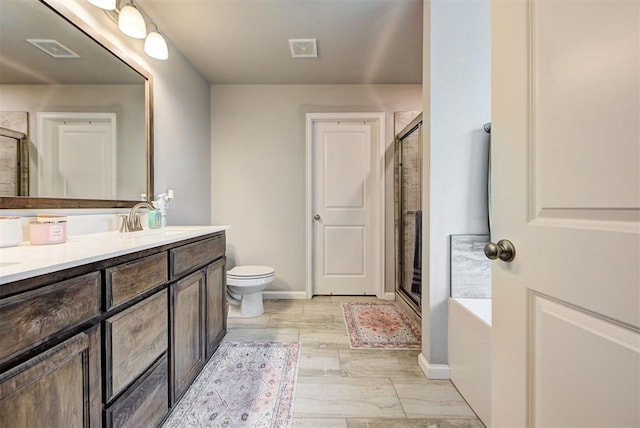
top-left (342, 302), bottom-right (421, 349)
top-left (162, 342), bottom-right (301, 428)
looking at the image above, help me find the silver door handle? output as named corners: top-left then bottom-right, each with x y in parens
top-left (484, 239), bottom-right (516, 262)
top-left (314, 214), bottom-right (321, 221)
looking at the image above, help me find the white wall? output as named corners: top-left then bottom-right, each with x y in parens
top-left (211, 84), bottom-right (422, 295)
top-left (0, 0), bottom-right (212, 224)
top-left (421, 0), bottom-right (492, 369)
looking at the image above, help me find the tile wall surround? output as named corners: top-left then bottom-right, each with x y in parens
top-left (450, 234), bottom-right (491, 299)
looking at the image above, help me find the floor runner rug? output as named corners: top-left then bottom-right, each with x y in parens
top-left (342, 302), bottom-right (421, 350)
top-left (162, 341), bottom-right (301, 428)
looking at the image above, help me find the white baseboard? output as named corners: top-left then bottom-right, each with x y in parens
top-left (262, 291), bottom-right (308, 300)
top-left (263, 291), bottom-right (395, 300)
top-left (418, 352), bottom-right (451, 380)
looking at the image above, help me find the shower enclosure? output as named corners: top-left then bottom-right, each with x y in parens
top-left (0, 126), bottom-right (28, 197)
top-left (395, 113), bottom-right (423, 316)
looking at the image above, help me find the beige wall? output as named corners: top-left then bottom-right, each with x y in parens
top-left (211, 84), bottom-right (422, 296)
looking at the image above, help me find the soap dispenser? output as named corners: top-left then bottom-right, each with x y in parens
top-left (153, 194), bottom-right (168, 228)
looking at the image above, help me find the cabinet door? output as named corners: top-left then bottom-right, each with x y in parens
top-left (169, 270), bottom-right (205, 404)
top-left (0, 326), bottom-right (101, 428)
top-left (205, 258), bottom-right (227, 359)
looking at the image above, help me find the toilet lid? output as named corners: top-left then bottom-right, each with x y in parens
top-left (227, 265), bottom-right (275, 279)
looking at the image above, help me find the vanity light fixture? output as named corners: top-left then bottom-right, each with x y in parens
top-left (88, 0), bottom-right (116, 10)
top-left (87, 0), bottom-right (169, 60)
top-left (118, 3), bottom-right (147, 39)
top-left (144, 26), bottom-right (168, 60)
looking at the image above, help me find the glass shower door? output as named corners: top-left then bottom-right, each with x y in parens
top-left (396, 117), bottom-right (422, 313)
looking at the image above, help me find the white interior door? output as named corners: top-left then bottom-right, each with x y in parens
top-left (492, 1), bottom-right (640, 427)
top-left (37, 113), bottom-right (116, 199)
top-left (312, 119), bottom-right (380, 296)
top-left (57, 123), bottom-right (115, 198)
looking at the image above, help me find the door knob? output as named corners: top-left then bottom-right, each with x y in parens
top-left (314, 214), bottom-right (321, 220)
top-left (484, 239), bottom-right (516, 262)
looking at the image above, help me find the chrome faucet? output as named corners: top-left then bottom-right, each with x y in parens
top-left (119, 202), bottom-right (155, 232)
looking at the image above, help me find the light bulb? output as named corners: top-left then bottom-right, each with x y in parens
top-left (118, 4), bottom-right (146, 39)
top-left (88, 0), bottom-right (116, 10)
top-left (144, 31), bottom-right (169, 60)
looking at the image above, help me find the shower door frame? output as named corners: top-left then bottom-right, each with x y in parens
top-left (395, 114), bottom-right (423, 316)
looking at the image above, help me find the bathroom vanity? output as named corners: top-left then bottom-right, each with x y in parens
top-left (0, 226), bottom-right (227, 427)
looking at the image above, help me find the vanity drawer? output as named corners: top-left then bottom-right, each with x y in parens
top-left (170, 234), bottom-right (225, 279)
top-left (106, 252), bottom-right (168, 311)
top-left (104, 355), bottom-right (168, 428)
top-left (0, 272), bottom-right (101, 365)
top-left (105, 290), bottom-right (168, 401)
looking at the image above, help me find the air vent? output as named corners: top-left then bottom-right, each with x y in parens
top-left (26, 39), bottom-right (79, 58)
top-left (289, 39), bottom-right (318, 58)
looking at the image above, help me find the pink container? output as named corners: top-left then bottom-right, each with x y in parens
top-left (30, 216), bottom-right (67, 245)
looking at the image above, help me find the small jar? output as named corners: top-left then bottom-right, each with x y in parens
top-left (0, 217), bottom-right (23, 248)
top-left (30, 216), bottom-right (67, 245)
top-left (147, 209), bottom-right (162, 229)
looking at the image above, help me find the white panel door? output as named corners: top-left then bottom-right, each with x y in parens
top-left (56, 123), bottom-right (115, 199)
top-left (313, 121), bottom-right (377, 295)
top-left (37, 112), bottom-right (116, 199)
top-left (492, 1), bottom-right (639, 426)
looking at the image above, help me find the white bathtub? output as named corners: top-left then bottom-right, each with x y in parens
top-left (448, 298), bottom-right (492, 426)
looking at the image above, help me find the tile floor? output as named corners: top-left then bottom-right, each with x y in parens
top-left (223, 296), bottom-right (484, 428)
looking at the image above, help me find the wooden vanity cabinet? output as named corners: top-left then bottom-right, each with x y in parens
top-left (0, 231), bottom-right (226, 427)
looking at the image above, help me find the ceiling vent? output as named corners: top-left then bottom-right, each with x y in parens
top-left (289, 39), bottom-right (318, 58)
top-left (26, 39), bottom-right (80, 58)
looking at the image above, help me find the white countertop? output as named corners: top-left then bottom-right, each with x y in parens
top-left (0, 226), bottom-right (228, 285)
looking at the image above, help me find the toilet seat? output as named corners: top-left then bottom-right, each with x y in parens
top-left (227, 265), bottom-right (275, 280)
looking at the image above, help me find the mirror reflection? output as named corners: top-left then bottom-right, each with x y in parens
top-left (0, 0), bottom-right (148, 202)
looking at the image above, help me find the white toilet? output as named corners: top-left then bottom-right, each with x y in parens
top-left (226, 265), bottom-right (275, 318)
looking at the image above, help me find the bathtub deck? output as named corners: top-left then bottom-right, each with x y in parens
top-left (452, 297), bottom-right (491, 326)
top-left (449, 297), bottom-right (492, 426)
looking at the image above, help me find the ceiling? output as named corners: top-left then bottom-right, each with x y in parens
top-left (0, 0), bottom-right (143, 84)
top-left (137, 0), bottom-right (423, 85)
